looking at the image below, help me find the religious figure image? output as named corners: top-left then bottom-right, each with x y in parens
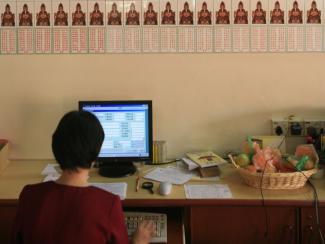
top-left (179, 2), bottom-right (193, 24)
top-left (288, 1), bottom-right (302, 23)
top-left (197, 2), bottom-right (211, 24)
top-left (108, 3), bottom-right (122, 25)
top-left (161, 2), bottom-right (175, 24)
top-left (1, 4), bottom-right (15, 26)
top-left (270, 1), bottom-right (284, 24)
top-left (216, 2), bottom-right (230, 24)
top-left (72, 3), bottom-right (86, 25)
top-left (19, 4), bottom-right (33, 26)
top-left (90, 3), bottom-right (103, 25)
top-left (144, 2), bottom-right (158, 25)
top-left (252, 1), bottom-right (266, 23)
top-left (234, 1), bottom-right (248, 24)
top-left (126, 3), bottom-right (140, 25)
top-left (36, 4), bottom-right (50, 26)
top-left (54, 3), bottom-right (68, 26)
top-left (307, 1), bottom-right (321, 23)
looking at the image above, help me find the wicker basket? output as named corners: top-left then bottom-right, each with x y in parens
top-left (234, 166), bottom-right (317, 189)
top-left (229, 144), bottom-right (318, 190)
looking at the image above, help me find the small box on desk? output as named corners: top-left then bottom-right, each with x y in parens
top-left (0, 140), bottom-right (9, 174)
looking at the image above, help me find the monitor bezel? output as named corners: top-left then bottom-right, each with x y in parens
top-left (79, 100), bottom-right (153, 164)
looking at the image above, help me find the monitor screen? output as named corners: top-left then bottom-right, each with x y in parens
top-left (79, 101), bottom-right (152, 160)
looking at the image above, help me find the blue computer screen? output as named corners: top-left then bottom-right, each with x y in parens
top-left (82, 103), bottom-right (150, 158)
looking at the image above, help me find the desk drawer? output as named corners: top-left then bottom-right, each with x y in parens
top-left (189, 206), bottom-right (298, 244)
top-left (0, 204), bottom-right (17, 244)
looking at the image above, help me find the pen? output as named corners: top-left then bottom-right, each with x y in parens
top-left (136, 176), bottom-right (140, 192)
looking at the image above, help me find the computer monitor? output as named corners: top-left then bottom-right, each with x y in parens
top-left (79, 100), bottom-right (153, 178)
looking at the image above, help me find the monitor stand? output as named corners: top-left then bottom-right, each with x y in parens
top-left (98, 162), bottom-right (136, 178)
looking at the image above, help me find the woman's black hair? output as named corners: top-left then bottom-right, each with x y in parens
top-left (52, 110), bottom-right (104, 171)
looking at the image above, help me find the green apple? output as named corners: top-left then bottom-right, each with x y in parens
top-left (235, 153), bottom-right (251, 167)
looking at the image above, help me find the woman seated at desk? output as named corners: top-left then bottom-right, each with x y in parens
top-left (11, 111), bottom-right (154, 244)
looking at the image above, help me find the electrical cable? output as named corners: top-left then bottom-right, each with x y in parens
top-left (147, 159), bottom-right (181, 165)
top-left (259, 122), bottom-right (288, 242)
top-left (286, 120), bottom-right (324, 243)
top-left (259, 163), bottom-right (269, 242)
top-left (298, 170), bottom-right (324, 244)
top-left (255, 117), bottom-right (323, 243)
top-left (283, 120), bottom-right (324, 243)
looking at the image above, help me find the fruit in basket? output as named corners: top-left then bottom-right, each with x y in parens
top-left (252, 144), bottom-right (281, 172)
top-left (273, 158), bottom-right (293, 172)
top-left (295, 145), bottom-right (317, 170)
top-left (282, 158), bottom-right (296, 171)
top-left (235, 153), bottom-right (251, 167)
top-left (242, 138), bottom-right (256, 160)
top-left (304, 159), bottom-right (315, 170)
top-left (286, 155), bottom-right (315, 171)
top-left (296, 144), bottom-right (318, 163)
top-left (236, 141), bottom-right (317, 175)
top-left (264, 162), bottom-right (278, 173)
top-left (286, 156), bottom-right (299, 168)
top-left (245, 165), bottom-right (257, 173)
top-left (295, 156), bottom-right (310, 171)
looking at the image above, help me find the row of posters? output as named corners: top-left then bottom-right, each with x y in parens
top-left (1, 26), bottom-right (323, 53)
top-left (1, 0), bottom-right (324, 26)
top-left (0, 0), bottom-right (324, 53)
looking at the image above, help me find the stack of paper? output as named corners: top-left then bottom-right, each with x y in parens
top-left (91, 183), bottom-right (127, 200)
top-left (184, 184), bottom-right (233, 199)
top-left (181, 157), bottom-right (199, 170)
top-left (144, 166), bottom-right (195, 185)
top-left (43, 173), bottom-right (60, 182)
top-left (41, 164), bottom-right (60, 175)
top-left (41, 164), bottom-right (127, 200)
top-left (42, 164), bottom-right (61, 182)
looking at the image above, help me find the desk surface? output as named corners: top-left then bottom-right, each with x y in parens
top-left (0, 160), bottom-right (324, 206)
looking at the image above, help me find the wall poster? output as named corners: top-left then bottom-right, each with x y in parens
top-left (1, 0), bottom-right (325, 53)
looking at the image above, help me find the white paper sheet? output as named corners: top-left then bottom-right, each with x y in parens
top-left (184, 184), bottom-right (233, 199)
top-left (144, 166), bottom-right (195, 185)
top-left (41, 164), bottom-right (60, 175)
top-left (42, 174), bottom-right (127, 200)
top-left (181, 157), bottom-right (199, 170)
top-left (43, 173), bottom-right (61, 182)
top-left (90, 183), bottom-right (127, 200)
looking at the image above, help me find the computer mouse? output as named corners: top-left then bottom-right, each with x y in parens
top-left (159, 182), bottom-right (172, 196)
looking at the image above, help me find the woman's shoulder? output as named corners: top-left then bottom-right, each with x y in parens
top-left (21, 181), bottom-right (54, 193)
top-left (18, 181), bottom-right (56, 200)
top-left (20, 181), bottom-right (120, 204)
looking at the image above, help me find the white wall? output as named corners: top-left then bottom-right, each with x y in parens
top-left (0, 53), bottom-right (324, 159)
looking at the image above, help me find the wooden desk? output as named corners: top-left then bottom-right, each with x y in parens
top-left (1, 160), bottom-right (325, 244)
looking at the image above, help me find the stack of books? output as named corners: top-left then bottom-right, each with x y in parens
top-left (184, 151), bottom-right (227, 178)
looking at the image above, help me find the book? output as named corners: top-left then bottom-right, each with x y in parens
top-left (198, 166), bottom-right (220, 178)
top-left (186, 151), bottom-right (227, 168)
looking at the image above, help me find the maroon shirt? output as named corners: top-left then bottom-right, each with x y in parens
top-left (11, 181), bottom-right (129, 244)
